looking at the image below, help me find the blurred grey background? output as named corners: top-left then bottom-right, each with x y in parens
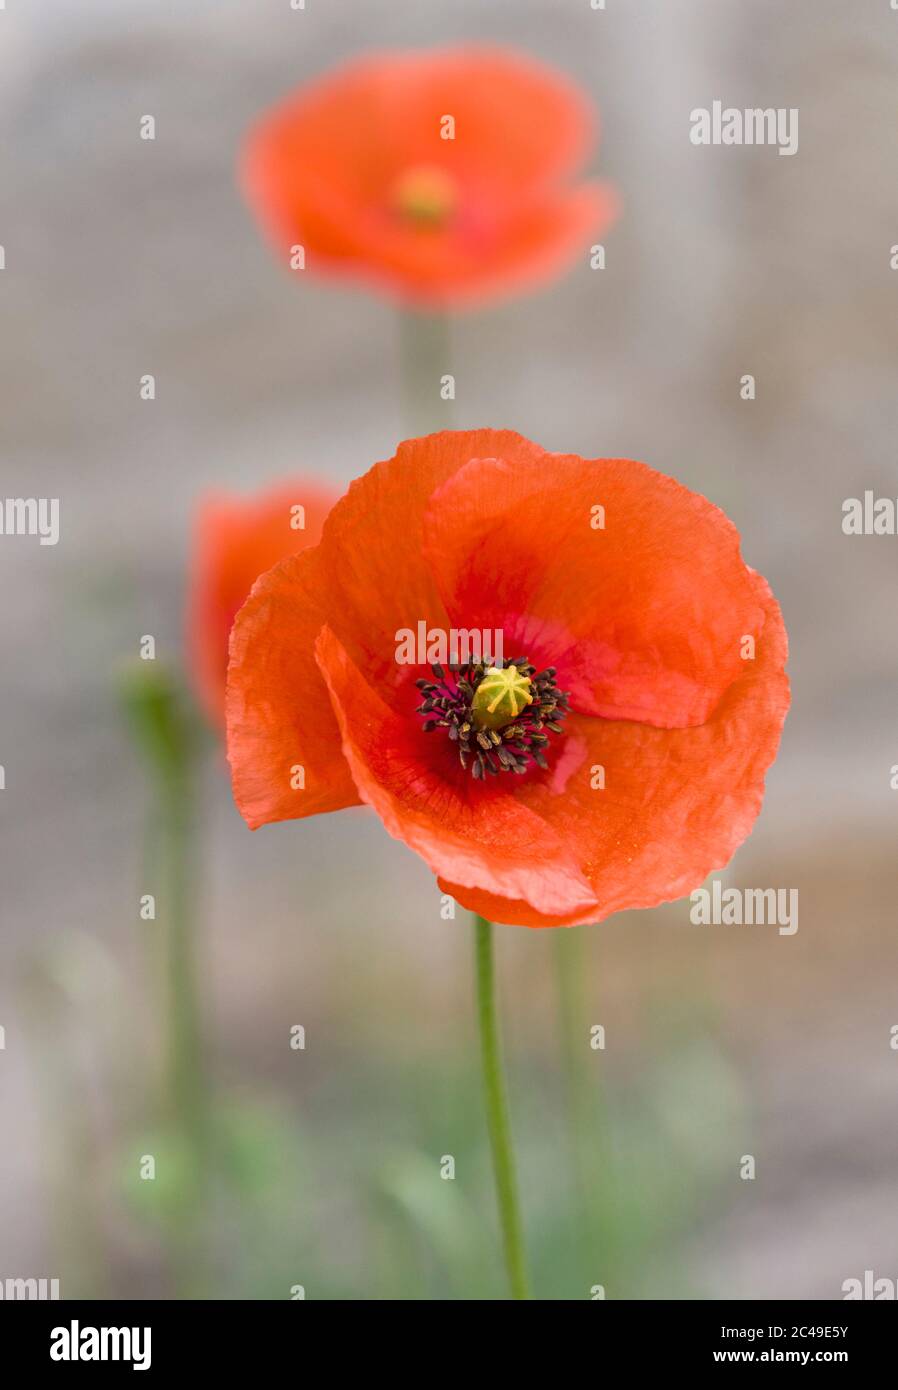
top-left (1, 0), bottom-right (897, 1299)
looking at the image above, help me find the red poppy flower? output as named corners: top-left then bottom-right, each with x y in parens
top-left (187, 481), bottom-right (337, 727)
top-left (225, 432), bottom-right (789, 928)
top-left (240, 47), bottom-right (618, 310)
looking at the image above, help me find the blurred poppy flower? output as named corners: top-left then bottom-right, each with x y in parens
top-left (240, 47), bottom-right (618, 310)
top-left (226, 431), bottom-right (789, 927)
top-left (187, 482), bottom-right (337, 727)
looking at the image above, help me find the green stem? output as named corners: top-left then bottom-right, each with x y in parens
top-left (120, 663), bottom-right (209, 1293)
top-left (554, 927), bottom-right (598, 1281)
top-left (161, 757), bottom-right (206, 1154)
top-left (399, 310), bottom-right (453, 435)
top-left (155, 732), bottom-right (209, 1300)
top-left (473, 914), bottom-right (530, 1300)
top-left (554, 928), bottom-right (620, 1299)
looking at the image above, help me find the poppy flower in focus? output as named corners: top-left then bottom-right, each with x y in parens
top-left (225, 431), bottom-right (789, 928)
top-left (240, 47), bottom-right (618, 310)
top-left (187, 482), bottom-right (337, 728)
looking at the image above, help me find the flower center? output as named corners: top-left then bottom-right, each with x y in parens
top-left (471, 665), bottom-right (534, 729)
top-left (416, 657), bottom-right (569, 780)
top-left (391, 164), bottom-right (457, 226)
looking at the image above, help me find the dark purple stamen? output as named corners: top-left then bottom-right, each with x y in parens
top-left (415, 656), bottom-right (569, 780)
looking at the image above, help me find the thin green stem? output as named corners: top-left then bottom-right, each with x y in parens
top-left (155, 735), bottom-right (209, 1299)
top-left (555, 928), bottom-right (587, 1139)
top-left (161, 758), bottom-right (206, 1153)
top-left (120, 663), bottom-right (209, 1294)
top-left (554, 927), bottom-right (598, 1282)
top-left (554, 928), bottom-right (620, 1299)
top-left (399, 310), bottom-right (453, 436)
top-left (473, 914), bottom-right (530, 1300)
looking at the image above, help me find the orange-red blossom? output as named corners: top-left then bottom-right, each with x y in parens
top-left (187, 482), bottom-right (337, 728)
top-left (240, 47), bottom-right (618, 310)
top-left (225, 432), bottom-right (789, 928)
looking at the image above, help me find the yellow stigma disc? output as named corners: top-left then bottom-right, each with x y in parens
top-left (471, 665), bottom-right (534, 731)
top-left (392, 164), bottom-right (457, 225)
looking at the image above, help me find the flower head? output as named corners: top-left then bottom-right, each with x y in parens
top-left (187, 481), bottom-right (337, 727)
top-left (240, 47), bottom-right (618, 310)
top-left (226, 431), bottom-right (789, 927)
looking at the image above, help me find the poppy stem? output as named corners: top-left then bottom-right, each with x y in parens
top-left (399, 310), bottom-right (453, 436)
top-left (554, 926), bottom-right (601, 1284)
top-left (473, 914), bottom-right (530, 1299)
top-left (157, 735), bottom-right (210, 1295)
top-left (161, 742), bottom-right (206, 1161)
top-left (120, 663), bottom-right (210, 1292)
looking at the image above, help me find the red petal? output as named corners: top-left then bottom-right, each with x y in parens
top-left (226, 549), bottom-right (360, 828)
top-left (423, 452), bottom-right (767, 727)
top-left (314, 624), bottom-right (598, 919)
top-left (440, 573), bottom-right (789, 926)
top-left (187, 482), bottom-right (335, 727)
top-left (314, 432), bottom-right (544, 709)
